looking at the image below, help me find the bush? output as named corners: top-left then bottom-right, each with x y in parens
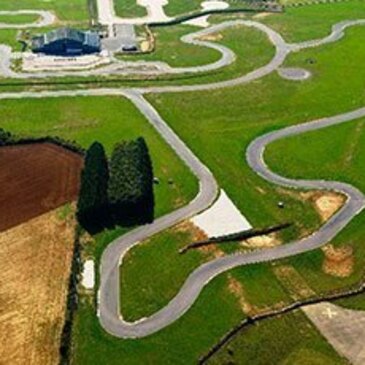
top-left (77, 142), bottom-right (110, 233)
top-left (0, 128), bottom-right (14, 146)
top-left (108, 137), bottom-right (154, 226)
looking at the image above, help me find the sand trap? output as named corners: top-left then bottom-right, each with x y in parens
top-left (322, 244), bottom-right (354, 278)
top-left (314, 193), bottom-right (345, 222)
top-left (82, 260), bottom-right (95, 289)
top-left (191, 189), bottom-right (251, 237)
top-left (202, 1), bottom-right (230, 11)
top-left (241, 233), bottom-right (280, 248)
top-left (278, 67), bottom-right (311, 81)
top-left (185, 0), bottom-right (229, 28)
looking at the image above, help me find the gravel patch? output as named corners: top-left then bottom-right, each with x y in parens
top-left (185, 1), bottom-right (229, 28)
top-left (191, 189), bottom-right (251, 237)
top-left (82, 260), bottom-right (95, 289)
top-left (278, 67), bottom-right (311, 81)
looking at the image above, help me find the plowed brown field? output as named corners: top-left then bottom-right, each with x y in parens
top-left (0, 143), bottom-right (83, 232)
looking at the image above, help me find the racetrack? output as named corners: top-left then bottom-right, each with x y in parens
top-left (0, 6), bottom-right (365, 338)
top-left (0, 10), bottom-right (55, 29)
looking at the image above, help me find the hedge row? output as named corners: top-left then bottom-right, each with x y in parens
top-left (179, 223), bottom-right (292, 254)
top-left (199, 278), bottom-right (365, 364)
top-left (285, 0), bottom-right (350, 8)
top-left (76, 142), bottom-right (110, 233)
top-left (149, 3), bottom-right (283, 27)
top-left (0, 128), bottom-right (85, 155)
top-left (59, 228), bottom-right (82, 365)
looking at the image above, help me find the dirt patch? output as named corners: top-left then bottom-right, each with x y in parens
top-left (313, 192), bottom-right (345, 222)
top-left (0, 207), bottom-right (76, 365)
top-left (198, 242), bottom-right (225, 259)
top-left (343, 120), bottom-right (364, 167)
top-left (277, 188), bottom-right (345, 223)
top-left (255, 186), bottom-right (267, 195)
top-left (240, 233), bottom-right (281, 248)
top-left (227, 274), bottom-right (288, 317)
top-left (322, 244), bottom-right (354, 278)
top-left (274, 265), bottom-right (315, 300)
top-left (227, 274), bottom-right (253, 314)
top-left (175, 220), bottom-right (207, 242)
top-left (253, 12), bottom-right (271, 19)
top-left (140, 40), bottom-right (150, 52)
top-left (175, 221), bottom-right (225, 259)
top-left (198, 32), bottom-right (223, 42)
top-left (0, 143), bottom-right (83, 232)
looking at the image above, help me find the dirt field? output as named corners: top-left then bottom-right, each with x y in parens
top-left (0, 207), bottom-right (76, 365)
top-left (0, 143), bottom-right (83, 232)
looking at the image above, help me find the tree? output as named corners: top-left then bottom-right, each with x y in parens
top-left (108, 137), bottom-right (154, 226)
top-left (77, 142), bottom-right (110, 233)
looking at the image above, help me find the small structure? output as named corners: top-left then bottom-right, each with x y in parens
top-left (32, 28), bottom-right (101, 56)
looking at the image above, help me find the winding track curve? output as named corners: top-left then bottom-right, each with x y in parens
top-left (0, 13), bottom-right (365, 338)
top-left (0, 20), bottom-right (273, 79)
top-left (0, 10), bottom-right (55, 29)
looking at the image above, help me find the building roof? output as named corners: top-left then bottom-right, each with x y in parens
top-left (32, 28), bottom-right (100, 50)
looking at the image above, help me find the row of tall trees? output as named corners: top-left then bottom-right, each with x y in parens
top-left (77, 138), bottom-right (154, 233)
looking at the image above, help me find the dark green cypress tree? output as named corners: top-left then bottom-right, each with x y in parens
top-left (76, 141), bottom-right (110, 233)
top-left (136, 137), bottom-right (154, 223)
top-left (108, 137), bottom-right (154, 226)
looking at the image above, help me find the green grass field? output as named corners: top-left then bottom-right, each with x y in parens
top-left (0, 29), bottom-right (21, 50)
top-left (1, 1), bottom-right (365, 364)
top-left (336, 293), bottom-right (365, 311)
top-left (147, 22), bottom-right (365, 232)
top-left (265, 118), bottom-right (365, 293)
top-left (0, 96), bottom-right (198, 218)
top-left (69, 3), bottom-right (365, 364)
top-left (120, 226), bottom-right (204, 321)
top-left (114, 0), bottom-right (147, 18)
top-left (261, 0), bottom-right (365, 42)
top-left (164, 0), bottom-right (203, 16)
top-left (118, 25), bottom-right (222, 68)
top-left (73, 275), bottom-right (243, 365)
top-left (207, 310), bottom-right (349, 365)
top-left (0, 0), bottom-right (89, 22)
top-left (0, 13), bottom-right (39, 24)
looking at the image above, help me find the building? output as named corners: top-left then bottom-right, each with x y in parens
top-left (32, 28), bottom-right (101, 56)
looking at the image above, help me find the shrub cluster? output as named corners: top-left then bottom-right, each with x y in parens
top-left (0, 128), bottom-right (13, 146)
top-left (77, 138), bottom-right (155, 233)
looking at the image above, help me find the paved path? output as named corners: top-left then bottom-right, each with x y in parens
top-left (97, 0), bottom-right (171, 29)
top-left (0, 10), bottom-right (55, 29)
top-left (98, 97), bottom-right (365, 338)
top-left (0, 8), bottom-right (365, 338)
top-left (0, 20), bottom-right (273, 79)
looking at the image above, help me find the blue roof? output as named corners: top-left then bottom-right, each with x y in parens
top-left (32, 28), bottom-right (100, 50)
